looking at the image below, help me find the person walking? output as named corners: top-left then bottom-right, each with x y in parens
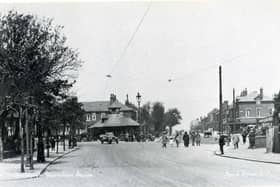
top-left (241, 128), bottom-right (248, 144)
top-left (175, 132), bottom-right (180, 148)
top-left (195, 132), bottom-right (201, 146)
top-left (50, 137), bottom-right (55, 151)
top-left (191, 131), bottom-right (196, 146)
top-left (219, 134), bottom-right (225, 155)
top-left (162, 132), bottom-right (168, 148)
top-left (232, 134), bottom-right (240, 149)
top-left (248, 128), bottom-right (256, 149)
top-left (183, 131), bottom-right (189, 147)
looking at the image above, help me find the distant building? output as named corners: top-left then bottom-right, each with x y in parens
top-left (82, 94), bottom-right (139, 139)
top-left (192, 87), bottom-right (275, 134)
top-left (229, 88), bottom-right (274, 132)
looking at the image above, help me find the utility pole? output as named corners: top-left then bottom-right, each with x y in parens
top-left (219, 65), bottom-right (223, 135)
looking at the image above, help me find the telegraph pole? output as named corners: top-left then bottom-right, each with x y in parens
top-left (219, 65), bottom-right (223, 135)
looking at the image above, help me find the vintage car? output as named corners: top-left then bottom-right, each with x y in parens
top-left (99, 132), bottom-right (119, 144)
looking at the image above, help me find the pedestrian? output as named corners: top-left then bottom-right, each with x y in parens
top-left (183, 131), bottom-right (189, 147)
top-left (232, 134), bottom-right (240, 149)
top-left (50, 137), bottom-right (55, 151)
top-left (125, 132), bottom-right (129, 142)
top-left (219, 134), bottom-right (225, 155)
top-left (175, 132), bottom-right (180, 148)
top-left (248, 128), bottom-right (256, 149)
top-left (195, 132), bottom-right (201, 146)
top-left (162, 132), bottom-right (168, 148)
top-left (191, 131), bottom-right (196, 146)
top-left (241, 128), bottom-right (247, 144)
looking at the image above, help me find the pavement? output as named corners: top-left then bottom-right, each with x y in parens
top-left (1, 142), bottom-right (280, 187)
top-left (0, 143), bottom-right (78, 181)
top-left (214, 138), bottom-right (280, 164)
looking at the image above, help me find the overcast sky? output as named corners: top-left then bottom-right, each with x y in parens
top-left (1, 1), bottom-right (280, 129)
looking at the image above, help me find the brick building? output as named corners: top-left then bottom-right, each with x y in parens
top-left (229, 88), bottom-right (274, 132)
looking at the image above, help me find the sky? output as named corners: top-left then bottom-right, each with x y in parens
top-left (1, 0), bottom-right (280, 129)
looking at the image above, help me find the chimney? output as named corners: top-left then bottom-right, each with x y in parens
top-left (125, 94), bottom-right (129, 105)
top-left (244, 88), bottom-right (248, 96)
top-left (110, 94), bottom-right (116, 104)
top-left (260, 87), bottom-right (263, 99)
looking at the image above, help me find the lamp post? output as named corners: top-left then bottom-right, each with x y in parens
top-left (136, 92), bottom-right (142, 139)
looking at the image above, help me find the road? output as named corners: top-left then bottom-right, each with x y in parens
top-left (1, 142), bottom-right (280, 187)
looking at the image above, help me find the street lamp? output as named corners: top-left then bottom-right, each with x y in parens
top-left (136, 92), bottom-right (142, 140)
top-left (136, 92), bottom-right (141, 122)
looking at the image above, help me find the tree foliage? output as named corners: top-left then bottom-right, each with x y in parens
top-left (0, 11), bottom-right (82, 100)
top-left (151, 102), bottom-right (165, 133)
top-left (163, 108), bottom-right (182, 128)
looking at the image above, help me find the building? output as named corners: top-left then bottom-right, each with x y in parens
top-left (229, 88), bottom-right (274, 132)
top-left (82, 94), bottom-right (140, 139)
top-left (191, 87), bottom-right (275, 134)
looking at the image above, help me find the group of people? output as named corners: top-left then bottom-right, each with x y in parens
top-left (162, 131), bottom-right (201, 148)
top-left (218, 126), bottom-right (259, 155)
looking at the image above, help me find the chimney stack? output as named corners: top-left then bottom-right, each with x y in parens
top-left (110, 93), bottom-right (117, 104)
top-left (260, 87), bottom-right (263, 99)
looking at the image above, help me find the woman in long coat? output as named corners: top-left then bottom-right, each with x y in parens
top-left (183, 131), bottom-right (189, 147)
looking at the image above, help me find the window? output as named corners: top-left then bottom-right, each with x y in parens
top-left (256, 99), bottom-right (261, 105)
top-left (269, 108), bottom-right (274, 115)
top-left (86, 114), bottom-right (91, 121)
top-left (245, 109), bottom-right (251, 117)
top-left (91, 113), bottom-right (96, 121)
top-left (101, 113), bottom-right (106, 119)
top-left (256, 108), bottom-right (261, 117)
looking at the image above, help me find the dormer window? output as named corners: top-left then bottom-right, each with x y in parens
top-left (256, 99), bottom-right (261, 105)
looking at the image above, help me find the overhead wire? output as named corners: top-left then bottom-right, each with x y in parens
top-left (108, 0), bottom-right (152, 76)
top-left (103, 1), bottom-right (152, 97)
top-left (168, 53), bottom-right (248, 82)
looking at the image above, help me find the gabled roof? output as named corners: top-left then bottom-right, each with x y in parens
top-left (236, 91), bottom-right (273, 102)
top-left (88, 114), bottom-right (139, 128)
top-left (82, 100), bottom-right (134, 112)
top-left (82, 101), bottom-right (109, 112)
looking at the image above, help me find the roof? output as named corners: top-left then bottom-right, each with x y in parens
top-left (236, 91), bottom-right (273, 102)
top-left (82, 100), bottom-right (134, 112)
top-left (88, 114), bottom-right (139, 128)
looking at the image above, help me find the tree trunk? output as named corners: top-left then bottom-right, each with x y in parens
top-left (25, 109), bottom-right (30, 167)
top-left (29, 130), bottom-right (34, 170)
top-left (63, 122), bottom-right (66, 151)
top-left (0, 122), bottom-right (3, 161)
top-left (56, 128), bottom-right (59, 154)
top-left (46, 128), bottom-right (50, 158)
top-left (37, 118), bottom-right (45, 163)
top-left (19, 107), bottom-right (25, 172)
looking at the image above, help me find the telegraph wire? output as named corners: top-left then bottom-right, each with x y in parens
top-left (108, 0), bottom-right (152, 76)
top-left (168, 53), bottom-right (247, 82)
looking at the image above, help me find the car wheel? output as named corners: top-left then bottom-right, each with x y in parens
top-left (116, 139), bottom-right (119, 144)
top-left (101, 141), bottom-right (104, 144)
top-left (109, 140), bottom-right (112, 144)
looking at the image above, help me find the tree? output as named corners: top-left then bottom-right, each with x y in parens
top-left (139, 102), bottom-right (151, 124)
top-left (0, 11), bottom-right (82, 163)
top-left (60, 97), bottom-right (85, 149)
top-left (151, 102), bottom-right (165, 135)
top-left (163, 108), bottom-right (182, 134)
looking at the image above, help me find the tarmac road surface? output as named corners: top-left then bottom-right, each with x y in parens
top-left (1, 142), bottom-right (280, 187)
